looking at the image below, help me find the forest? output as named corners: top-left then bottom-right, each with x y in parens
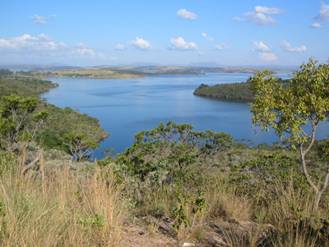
top-left (194, 78), bottom-right (290, 102)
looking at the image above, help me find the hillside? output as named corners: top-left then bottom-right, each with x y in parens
top-left (194, 82), bottom-right (254, 102)
top-left (0, 70), bottom-right (57, 97)
top-left (0, 72), bottom-right (107, 159)
top-left (0, 61), bottom-right (329, 247)
top-left (194, 78), bottom-right (290, 102)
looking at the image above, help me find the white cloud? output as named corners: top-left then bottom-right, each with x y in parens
top-left (115, 43), bottom-right (126, 50)
top-left (311, 22), bottom-right (321, 28)
top-left (177, 9), bottom-right (198, 20)
top-left (0, 33), bottom-right (66, 51)
top-left (259, 52), bottom-right (278, 62)
top-left (253, 41), bottom-right (271, 52)
top-left (170, 37), bottom-right (197, 50)
top-left (253, 41), bottom-right (277, 62)
top-left (0, 33), bottom-right (104, 59)
top-left (282, 41), bottom-right (307, 53)
top-left (235, 5), bottom-right (282, 25)
top-left (131, 37), bottom-right (151, 50)
top-left (319, 3), bottom-right (329, 21)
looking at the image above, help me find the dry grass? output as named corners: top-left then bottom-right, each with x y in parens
top-left (272, 227), bottom-right (319, 247)
top-left (0, 155), bottom-right (328, 247)
top-left (267, 182), bottom-right (315, 227)
top-left (176, 177), bottom-right (329, 247)
top-left (266, 182), bottom-right (329, 247)
top-left (0, 166), bottom-right (126, 247)
top-left (205, 188), bottom-right (252, 222)
top-left (175, 176), bottom-right (253, 244)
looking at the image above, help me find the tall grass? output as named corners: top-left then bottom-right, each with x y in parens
top-left (0, 154), bottom-right (328, 246)
top-left (0, 166), bottom-right (126, 247)
top-left (266, 182), bottom-right (329, 247)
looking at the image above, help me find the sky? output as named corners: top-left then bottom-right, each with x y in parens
top-left (0, 0), bottom-right (329, 67)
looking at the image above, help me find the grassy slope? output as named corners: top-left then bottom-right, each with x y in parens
top-left (1, 140), bottom-right (328, 246)
top-left (0, 72), bottom-right (328, 246)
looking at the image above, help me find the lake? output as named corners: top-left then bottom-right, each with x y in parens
top-left (43, 72), bottom-right (328, 158)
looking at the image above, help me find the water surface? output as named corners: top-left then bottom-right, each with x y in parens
top-left (43, 72), bottom-right (328, 158)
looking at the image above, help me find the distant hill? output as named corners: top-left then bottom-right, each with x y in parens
top-left (25, 66), bottom-right (259, 79)
top-left (0, 71), bottom-right (57, 97)
top-left (194, 82), bottom-right (254, 102)
top-left (0, 65), bottom-right (295, 79)
top-left (194, 78), bottom-right (290, 102)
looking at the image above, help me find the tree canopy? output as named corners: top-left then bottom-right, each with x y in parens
top-left (250, 59), bottom-right (329, 210)
top-left (0, 95), bottom-right (47, 150)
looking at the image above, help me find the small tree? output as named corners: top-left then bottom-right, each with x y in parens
top-left (250, 59), bottom-right (329, 210)
top-left (62, 131), bottom-right (98, 161)
top-left (120, 122), bottom-right (233, 182)
top-left (0, 95), bottom-right (48, 151)
top-left (39, 107), bottom-right (107, 161)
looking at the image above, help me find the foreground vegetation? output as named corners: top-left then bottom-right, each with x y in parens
top-left (1, 122), bottom-right (328, 246)
top-left (0, 60), bottom-right (328, 246)
top-left (0, 71), bottom-right (107, 161)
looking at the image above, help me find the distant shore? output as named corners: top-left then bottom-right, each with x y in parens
top-left (193, 82), bottom-right (254, 102)
top-left (14, 66), bottom-right (264, 80)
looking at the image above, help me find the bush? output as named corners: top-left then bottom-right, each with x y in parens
top-left (229, 153), bottom-right (308, 205)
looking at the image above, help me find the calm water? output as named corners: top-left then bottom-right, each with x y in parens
top-left (43, 72), bottom-right (328, 158)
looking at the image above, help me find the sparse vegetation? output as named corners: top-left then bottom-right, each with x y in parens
top-left (0, 60), bottom-right (329, 246)
top-left (251, 59), bottom-right (329, 210)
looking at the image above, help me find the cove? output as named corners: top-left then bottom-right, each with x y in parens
top-left (43, 72), bottom-right (328, 158)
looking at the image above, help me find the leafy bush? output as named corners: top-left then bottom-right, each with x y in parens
top-left (116, 122), bottom-right (234, 183)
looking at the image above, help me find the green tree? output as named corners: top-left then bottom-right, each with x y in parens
top-left (0, 95), bottom-right (48, 151)
top-left (43, 108), bottom-right (108, 161)
top-left (250, 59), bottom-right (329, 210)
top-left (62, 131), bottom-right (99, 161)
top-left (117, 122), bottom-right (233, 183)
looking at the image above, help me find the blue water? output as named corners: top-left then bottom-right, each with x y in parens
top-left (43, 72), bottom-right (328, 158)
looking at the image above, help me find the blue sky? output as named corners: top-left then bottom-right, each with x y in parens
top-left (0, 0), bottom-right (328, 66)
